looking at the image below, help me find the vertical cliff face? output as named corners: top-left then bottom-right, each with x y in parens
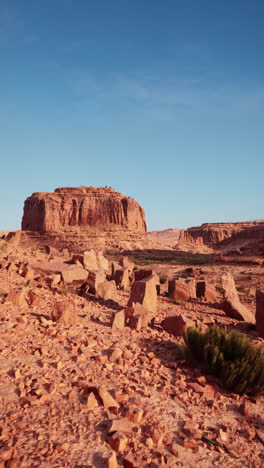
top-left (22, 187), bottom-right (147, 233)
top-left (178, 221), bottom-right (264, 251)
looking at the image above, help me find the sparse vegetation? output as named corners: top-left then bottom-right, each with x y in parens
top-left (128, 253), bottom-right (210, 266)
top-left (105, 248), bottom-right (120, 257)
top-left (31, 247), bottom-right (48, 254)
top-left (175, 271), bottom-right (189, 279)
top-left (157, 273), bottom-right (167, 284)
top-left (180, 326), bottom-right (264, 395)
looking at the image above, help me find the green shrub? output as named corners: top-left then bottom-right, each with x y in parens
top-left (181, 326), bottom-right (264, 395)
top-left (158, 273), bottom-right (167, 284)
top-left (176, 271), bottom-right (189, 279)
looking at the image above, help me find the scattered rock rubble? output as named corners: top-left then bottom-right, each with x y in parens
top-left (0, 240), bottom-right (264, 467)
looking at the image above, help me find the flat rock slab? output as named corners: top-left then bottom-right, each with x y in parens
top-left (30, 260), bottom-right (88, 283)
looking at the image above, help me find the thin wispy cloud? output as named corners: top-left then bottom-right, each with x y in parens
top-left (67, 67), bottom-right (264, 121)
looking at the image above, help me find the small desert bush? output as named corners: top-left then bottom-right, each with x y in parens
top-left (158, 273), bottom-right (167, 284)
top-left (181, 326), bottom-right (264, 395)
top-left (176, 271), bottom-right (189, 279)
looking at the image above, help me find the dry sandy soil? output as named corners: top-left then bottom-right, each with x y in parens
top-left (0, 240), bottom-right (264, 467)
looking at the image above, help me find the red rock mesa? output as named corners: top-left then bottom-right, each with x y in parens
top-left (22, 186), bottom-right (146, 233)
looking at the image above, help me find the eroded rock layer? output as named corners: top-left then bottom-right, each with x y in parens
top-left (22, 186), bottom-right (147, 234)
top-left (179, 221), bottom-right (264, 254)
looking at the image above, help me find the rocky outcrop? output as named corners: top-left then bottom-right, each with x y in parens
top-left (196, 281), bottom-right (217, 303)
top-left (178, 221), bottom-right (264, 254)
top-left (220, 273), bottom-right (255, 323)
top-left (256, 290), bottom-right (264, 338)
top-left (168, 278), bottom-right (196, 302)
top-left (128, 275), bottom-right (157, 318)
top-left (162, 314), bottom-right (195, 337)
top-left (22, 186), bottom-right (146, 233)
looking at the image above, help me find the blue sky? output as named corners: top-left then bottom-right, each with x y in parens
top-left (1, 0), bottom-right (263, 231)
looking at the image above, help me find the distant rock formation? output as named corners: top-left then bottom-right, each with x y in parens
top-left (178, 221), bottom-right (264, 255)
top-left (22, 186), bottom-right (147, 234)
top-left (20, 186), bottom-right (153, 252)
top-left (147, 228), bottom-right (183, 247)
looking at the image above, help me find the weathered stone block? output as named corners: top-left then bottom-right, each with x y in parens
top-left (168, 278), bottom-right (196, 301)
top-left (87, 269), bottom-right (106, 294)
top-left (51, 300), bottom-right (77, 325)
top-left (162, 314), bottom-right (195, 336)
top-left (114, 267), bottom-right (131, 291)
top-left (196, 280), bottom-right (217, 302)
top-left (128, 275), bottom-right (157, 317)
top-left (96, 280), bottom-right (116, 301)
top-left (256, 289), bottom-right (264, 338)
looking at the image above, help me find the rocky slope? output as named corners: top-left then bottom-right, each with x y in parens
top-left (0, 239), bottom-right (264, 467)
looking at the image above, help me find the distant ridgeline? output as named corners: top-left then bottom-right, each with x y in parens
top-left (178, 221), bottom-right (264, 255)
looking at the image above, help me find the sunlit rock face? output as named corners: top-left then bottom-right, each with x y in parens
top-left (22, 186), bottom-right (147, 234)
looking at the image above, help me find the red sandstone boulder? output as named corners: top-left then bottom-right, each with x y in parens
top-left (119, 256), bottom-right (134, 271)
top-left (134, 269), bottom-right (155, 281)
top-left (96, 280), bottom-right (117, 301)
top-left (162, 314), bottom-right (195, 336)
top-left (128, 303), bottom-right (151, 330)
top-left (87, 269), bottom-right (106, 294)
top-left (256, 290), bottom-right (264, 337)
top-left (220, 273), bottom-right (255, 322)
top-left (51, 300), bottom-right (76, 325)
top-left (111, 261), bottom-right (120, 280)
top-left (20, 265), bottom-right (35, 281)
top-left (27, 290), bottom-right (40, 306)
top-left (168, 278), bottom-right (196, 302)
top-left (114, 267), bottom-right (131, 291)
top-left (5, 231), bottom-right (21, 245)
top-left (22, 186), bottom-right (146, 233)
top-left (30, 260), bottom-right (88, 284)
top-left (61, 265), bottom-right (88, 284)
top-left (134, 270), bottom-right (160, 294)
top-left (221, 297), bottom-right (255, 322)
top-left (111, 309), bottom-right (125, 330)
top-left (83, 249), bottom-right (98, 270)
top-left (196, 280), bottom-right (217, 302)
top-left (222, 272), bottom-right (237, 295)
top-left (46, 245), bottom-right (62, 257)
top-left (83, 249), bottom-right (109, 272)
top-left (128, 275), bottom-right (157, 317)
top-left (6, 290), bottom-right (27, 307)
